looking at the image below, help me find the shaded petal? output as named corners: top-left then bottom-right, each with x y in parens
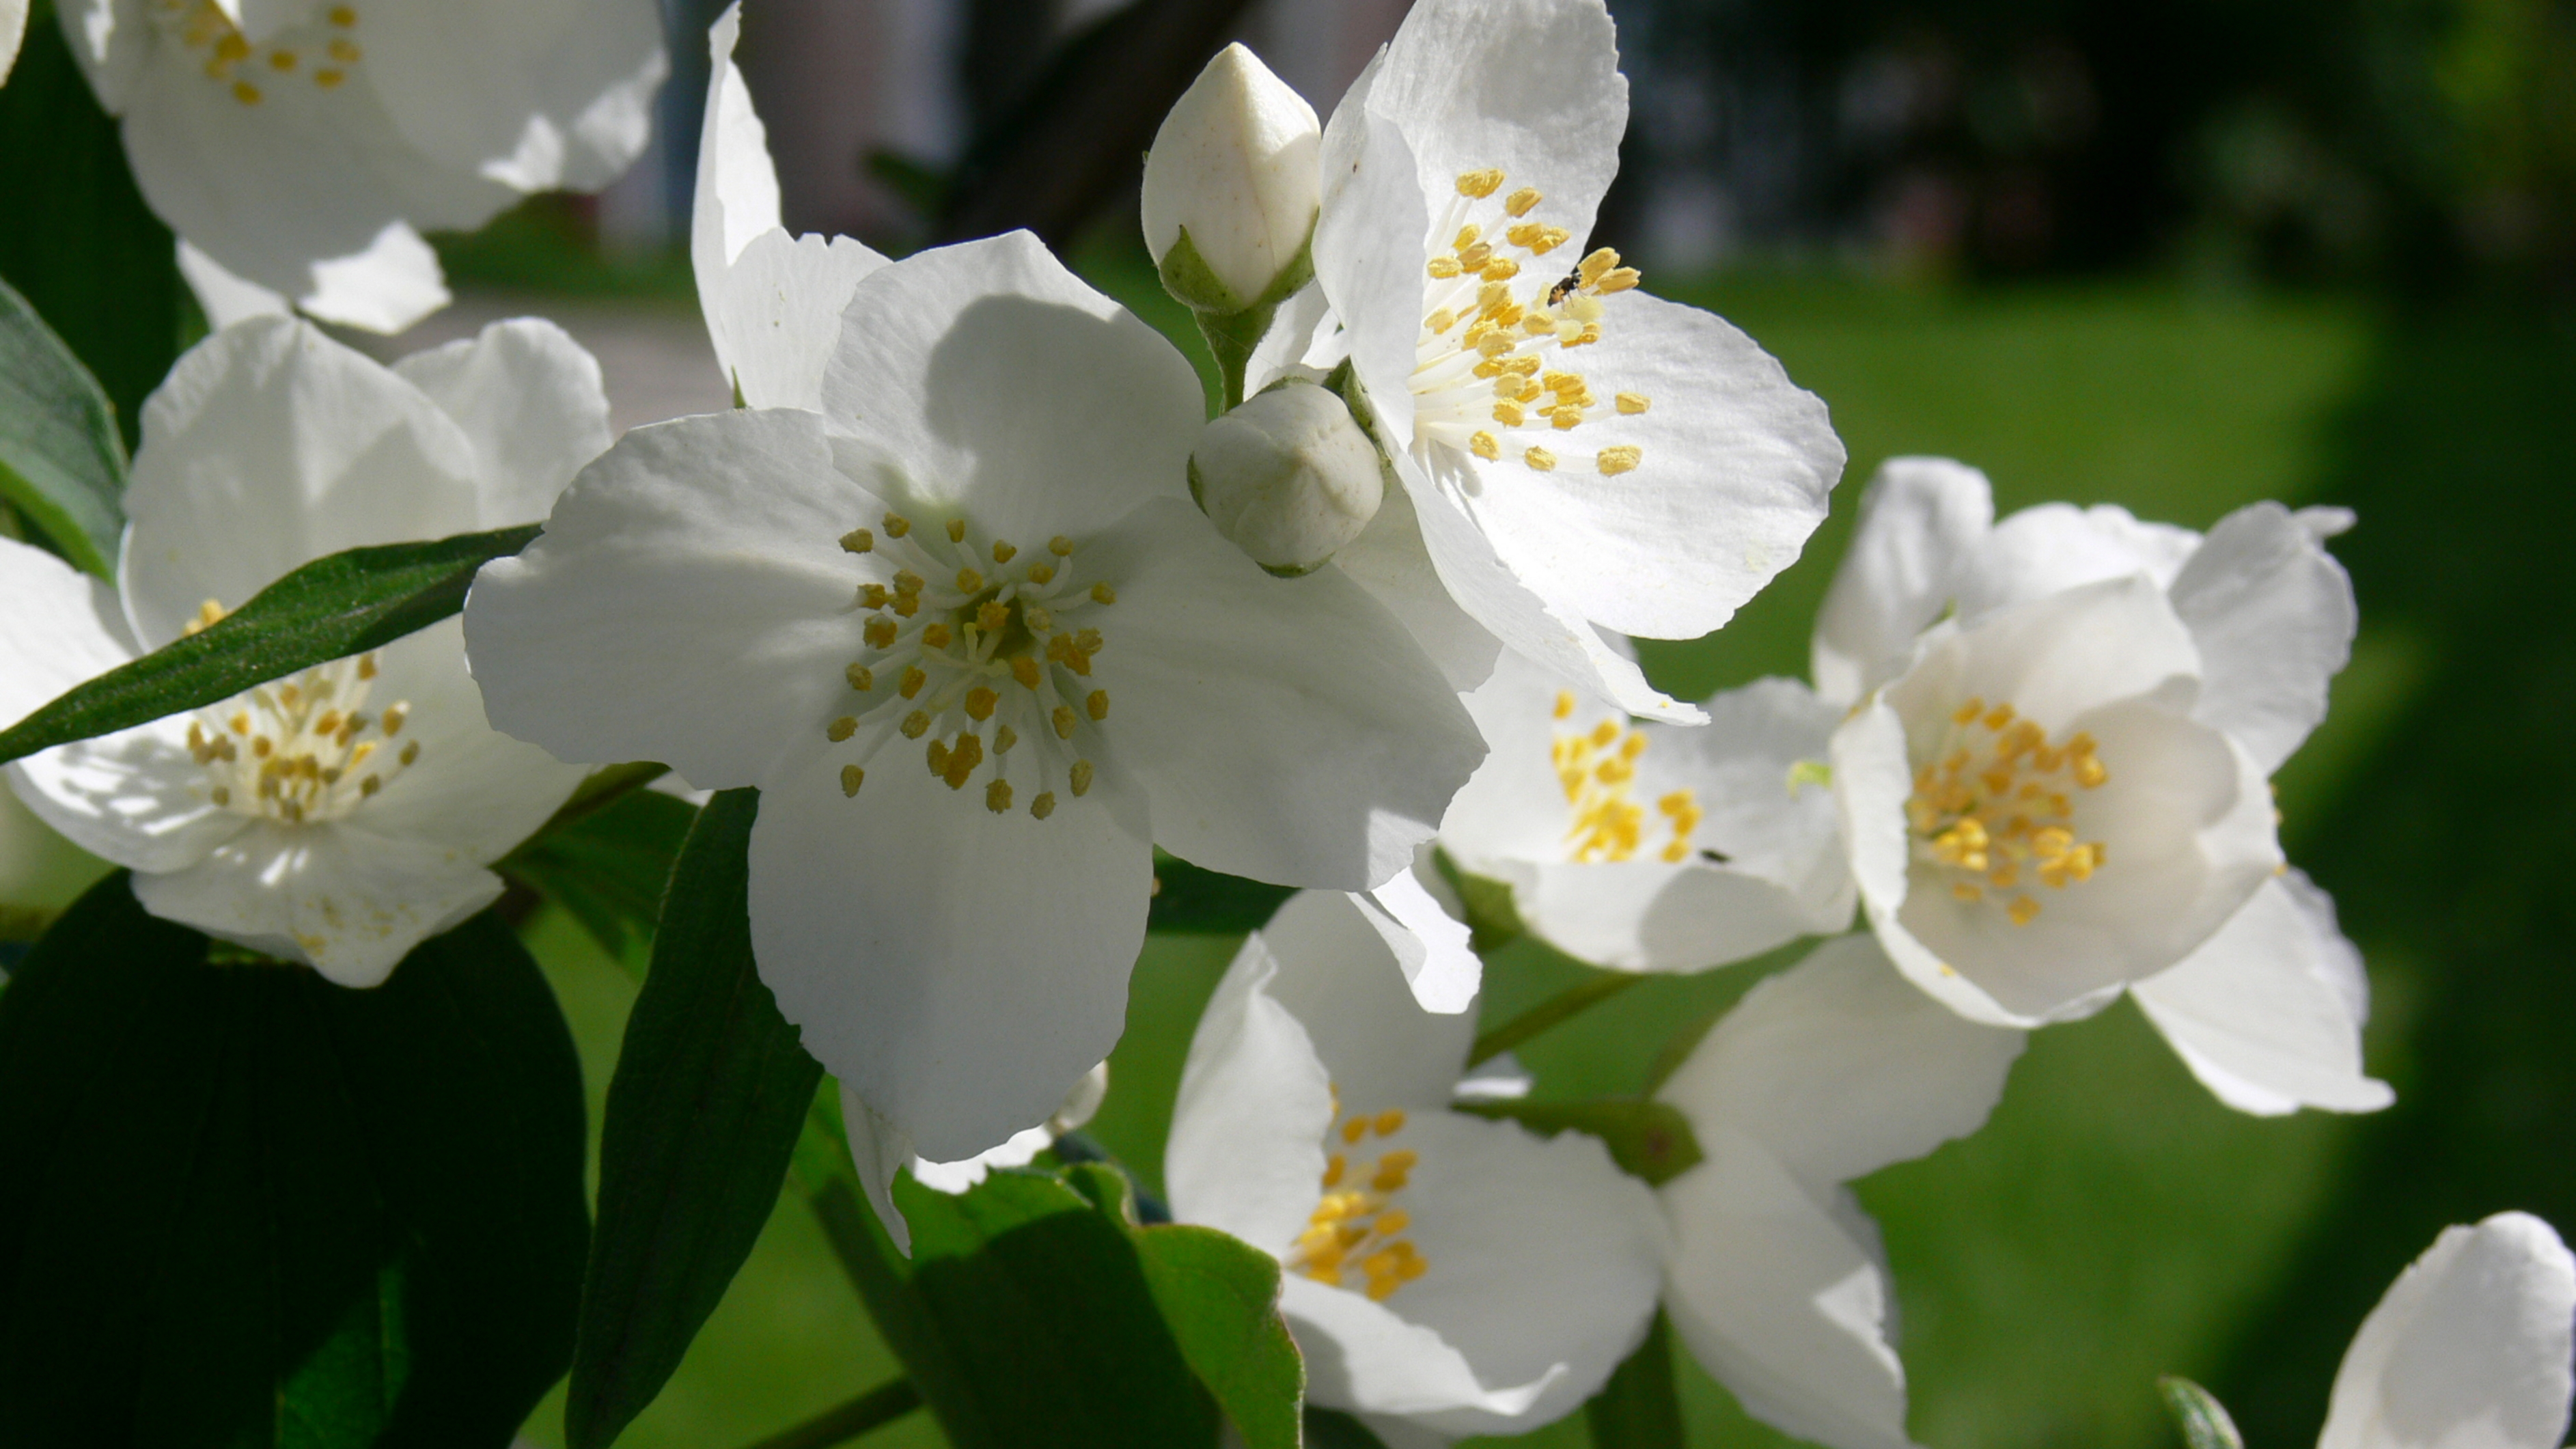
top-left (1245, 280), bottom-right (1342, 394)
top-left (1353, 853), bottom-right (1480, 1013)
top-left (690, 3), bottom-right (781, 289)
top-left (1312, 61), bottom-right (1425, 452)
top-left (2320, 1213), bottom-right (2576, 1449)
top-left (1959, 501), bottom-right (2200, 620)
top-left (278, 221), bottom-right (452, 335)
top-left (714, 230), bottom-right (891, 413)
top-left (912, 1064), bottom-right (1110, 1197)
top-left (1243, 889), bottom-right (1477, 1114)
top-left (2131, 872), bottom-right (2392, 1116)
top-left (393, 317), bottom-right (614, 525)
top-left (1335, 482), bottom-right (1501, 695)
top-left (1518, 860), bottom-right (1828, 975)
top-left (747, 739), bottom-right (1152, 1162)
top-left (0, 538), bottom-right (138, 728)
top-left (1360, 0), bottom-right (1627, 254)
top-left (838, 1085), bottom-right (919, 1254)
top-left (818, 233), bottom-right (1203, 542)
top-left (0, 0), bottom-right (23, 88)
top-left (463, 408), bottom-right (874, 788)
top-left (131, 818), bottom-right (504, 985)
top-left (123, 318), bottom-right (484, 647)
top-left (1165, 934), bottom-right (1335, 1254)
top-left (1811, 457), bottom-right (1991, 706)
top-left (10, 719), bottom-right (243, 874)
top-left (1443, 648), bottom-right (1593, 868)
top-left (1284, 1272), bottom-right (1559, 1424)
top-left (1455, 290), bottom-right (1839, 641)
top-left (359, 0), bottom-right (664, 194)
top-left (349, 618), bottom-right (585, 863)
top-left (1879, 575), bottom-right (2202, 744)
top-left (1088, 499), bottom-right (1482, 892)
top-left (1353, 1112), bottom-right (1663, 1439)
top-left (176, 238), bottom-right (294, 329)
top-left (2168, 501), bottom-right (2356, 775)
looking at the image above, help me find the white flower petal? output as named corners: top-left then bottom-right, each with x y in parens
top-left (393, 317), bottom-right (615, 526)
top-left (2168, 501), bottom-right (2357, 775)
top-left (1165, 933), bottom-right (1336, 1254)
top-left (1086, 499), bottom-right (1483, 892)
top-left (747, 739), bottom-right (1153, 1163)
top-left (359, 0), bottom-right (664, 194)
top-left (1353, 1112), bottom-right (1663, 1439)
top-left (1443, 648), bottom-right (1594, 868)
top-left (1517, 860), bottom-right (1825, 974)
top-left (1958, 501), bottom-right (2200, 620)
top-left (286, 221), bottom-right (452, 335)
top-left (908, 1126), bottom-right (1052, 1196)
top-left (1879, 575), bottom-right (2201, 745)
top-left (817, 233), bottom-right (1204, 544)
top-left (1284, 1271), bottom-right (1561, 1424)
top-left (1333, 482), bottom-right (1502, 695)
top-left (0, 538), bottom-right (139, 728)
top-left (175, 238), bottom-right (294, 329)
top-left (348, 618), bottom-right (585, 862)
top-left (838, 1083), bottom-right (919, 1255)
top-left (2320, 1213), bottom-right (2576, 1449)
top-left (2131, 872), bottom-right (2393, 1116)
top-left (1359, 0), bottom-right (1627, 256)
top-left (1811, 457), bottom-right (1992, 706)
top-left (123, 318), bottom-right (484, 647)
top-left (0, 0), bottom-right (25, 88)
top-left (464, 408), bottom-right (875, 788)
top-left (1454, 289), bottom-right (1838, 641)
top-left (1245, 280), bottom-right (1341, 395)
top-left (1313, 64), bottom-right (1427, 453)
top-left (1237, 889), bottom-right (1477, 1114)
top-left (713, 230), bottom-right (891, 413)
top-left (10, 720), bottom-right (243, 874)
top-left (1352, 855), bottom-right (1480, 1014)
top-left (131, 818), bottom-right (505, 985)
top-left (691, 3), bottom-right (781, 284)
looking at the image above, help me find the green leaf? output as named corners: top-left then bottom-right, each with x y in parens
top-left (2158, 1376), bottom-right (2246, 1449)
top-left (0, 3), bottom-right (184, 452)
top-left (1303, 1408), bottom-right (1393, 1448)
top-left (0, 523), bottom-right (537, 766)
top-left (1131, 1222), bottom-right (1305, 1449)
top-left (502, 783), bottom-right (695, 976)
top-left (0, 875), bottom-right (589, 1447)
top-left (0, 275), bottom-right (126, 577)
top-left (1583, 1309), bottom-right (1686, 1449)
top-left (1454, 1098), bottom-right (1706, 1186)
top-left (1149, 855), bottom-right (1293, 935)
top-left (566, 790), bottom-right (827, 1449)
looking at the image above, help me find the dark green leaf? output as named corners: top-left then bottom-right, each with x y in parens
top-left (0, 875), bottom-right (588, 1448)
top-left (0, 523), bottom-right (538, 766)
top-left (0, 2), bottom-right (184, 452)
top-left (1133, 1222), bottom-right (1305, 1449)
top-left (2159, 1376), bottom-right (2246, 1449)
top-left (502, 784), bottom-right (696, 976)
top-left (1583, 1309), bottom-right (1686, 1449)
top-left (567, 790), bottom-right (827, 1449)
top-left (1454, 1098), bottom-right (1705, 1187)
top-left (1303, 1408), bottom-right (1392, 1449)
top-left (1150, 855), bottom-right (1293, 935)
top-left (0, 275), bottom-right (126, 577)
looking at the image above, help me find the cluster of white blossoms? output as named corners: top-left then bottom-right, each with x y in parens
top-left (4, 0), bottom-right (2568, 1443)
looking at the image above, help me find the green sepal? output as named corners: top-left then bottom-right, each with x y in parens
top-left (0, 276), bottom-right (126, 577)
top-left (1454, 1097), bottom-right (1706, 1186)
top-left (1165, 225), bottom-right (1317, 409)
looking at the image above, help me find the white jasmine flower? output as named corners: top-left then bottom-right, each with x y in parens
top-left (1439, 649), bottom-right (1854, 974)
top-left (1298, 0), bottom-right (1842, 717)
top-left (1656, 934), bottom-right (2023, 1449)
top-left (464, 233), bottom-right (1484, 1164)
top-left (0, 316), bottom-right (604, 983)
top-left (1818, 458), bottom-right (2389, 1113)
top-left (1165, 890), bottom-right (1664, 1441)
top-left (2316, 1211), bottom-right (2575, 1449)
top-left (61, 0), bottom-right (667, 333)
top-left (1141, 41), bottom-right (1322, 310)
top-left (689, 2), bottom-right (888, 413)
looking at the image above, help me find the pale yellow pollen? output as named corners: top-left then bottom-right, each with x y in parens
top-left (1454, 223), bottom-right (1482, 250)
top-left (328, 4), bottom-right (357, 24)
top-left (326, 38), bottom-right (359, 63)
top-left (1053, 705), bottom-right (1077, 739)
top-left (900, 710), bottom-right (930, 739)
top-left (1525, 446), bottom-right (1557, 471)
top-left (1493, 400), bottom-right (1525, 427)
top-left (864, 617), bottom-right (898, 650)
top-left (1049, 536), bottom-right (1075, 557)
top-left (840, 528), bottom-right (874, 553)
top-left (1910, 698), bottom-right (2111, 928)
top-left (843, 663), bottom-right (873, 692)
top-left (1426, 307), bottom-right (1457, 333)
top-left (922, 623), bottom-right (954, 650)
top-left (1030, 792), bottom-right (1057, 820)
top-left (1322, 1155), bottom-right (1346, 1188)
top-left (1090, 582), bottom-right (1117, 605)
top-left (899, 667), bottom-right (928, 699)
top-left (994, 724), bottom-right (1018, 754)
top-left (986, 779), bottom-right (1013, 814)
top-left (991, 540), bottom-right (1017, 564)
top-left (1069, 760), bottom-right (1094, 797)
top-left (883, 512), bottom-right (913, 538)
top-left (1374, 1109), bottom-right (1406, 1135)
top-left (398, 740), bottom-right (419, 766)
top-left (1616, 392), bottom-right (1652, 415)
top-left (1456, 168), bottom-right (1505, 198)
top-left (1504, 186), bottom-right (1542, 217)
top-left (965, 687), bottom-right (999, 722)
top-left (1598, 446), bottom-right (1642, 475)
top-left (314, 68), bottom-right (345, 87)
top-left (1469, 430), bottom-right (1500, 460)
top-left (841, 765), bottom-right (865, 797)
top-left (1026, 562), bottom-right (1055, 585)
top-left (233, 81), bottom-right (262, 105)
top-left (1342, 1118), bottom-right (1369, 1145)
top-left (1085, 689), bottom-right (1109, 721)
top-left (945, 518), bottom-right (967, 544)
top-left (268, 49), bottom-right (296, 70)
top-left (1010, 656), bottom-right (1042, 689)
top-left (892, 569), bottom-right (924, 596)
top-left (826, 716), bottom-right (857, 742)
top-left (955, 567), bottom-right (984, 592)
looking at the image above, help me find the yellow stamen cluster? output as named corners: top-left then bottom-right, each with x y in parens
top-left (822, 510), bottom-right (1116, 820)
top-left (1410, 168), bottom-right (1651, 481)
top-left (163, 0), bottom-right (362, 101)
top-left (1290, 1106), bottom-right (1428, 1301)
top-left (182, 616), bottom-right (415, 824)
top-left (1551, 691), bottom-right (1699, 864)
top-left (1907, 697), bottom-right (2111, 927)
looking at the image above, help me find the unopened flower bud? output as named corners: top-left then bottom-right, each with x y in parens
top-left (1142, 43), bottom-right (1320, 314)
top-left (1189, 382), bottom-right (1385, 575)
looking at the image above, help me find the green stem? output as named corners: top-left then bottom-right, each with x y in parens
top-left (738, 1377), bottom-right (924, 1449)
top-left (1467, 971), bottom-right (1645, 1066)
top-left (1195, 300), bottom-right (1277, 413)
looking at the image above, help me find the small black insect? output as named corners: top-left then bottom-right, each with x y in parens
top-left (1546, 268), bottom-right (1583, 306)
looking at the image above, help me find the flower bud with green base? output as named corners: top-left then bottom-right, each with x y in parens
top-left (1143, 43), bottom-right (1320, 406)
top-left (1188, 381), bottom-right (1384, 575)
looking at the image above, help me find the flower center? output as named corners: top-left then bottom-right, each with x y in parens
top-left (1407, 168), bottom-right (1652, 482)
top-left (1551, 690), bottom-right (1700, 864)
top-left (156, 0), bottom-right (363, 107)
top-left (818, 512), bottom-right (1116, 820)
top-left (1290, 1104), bottom-right (1428, 1301)
top-left (1905, 696), bottom-right (2110, 926)
top-left (178, 601), bottom-right (419, 825)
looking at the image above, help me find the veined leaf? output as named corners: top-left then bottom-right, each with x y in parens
top-left (566, 790), bottom-right (828, 1449)
top-left (0, 877), bottom-right (588, 1447)
top-left (1454, 1098), bottom-right (1706, 1186)
top-left (0, 276), bottom-right (125, 577)
top-left (1130, 1217), bottom-right (1304, 1449)
top-left (0, 523), bottom-right (537, 766)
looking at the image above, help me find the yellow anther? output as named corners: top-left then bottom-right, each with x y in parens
top-left (1086, 689), bottom-right (1109, 721)
top-left (399, 741), bottom-right (419, 766)
top-left (1026, 562), bottom-right (1055, 585)
top-left (1053, 705), bottom-right (1077, 739)
top-left (1049, 536), bottom-right (1075, 556)
top-left (329, 4), bottom-right (357, 23)
top-left (2075, 756), bottom-right (2109, 788)
top-left (893, 570), bottom-right (924, 596)
top-left (1374, 1110), bottom-right (1407, 1135)
top-left (943, 733), bottom-right (984, 789)
top-left (315, 68), bottom-right (345, 87)
top-left (841, 765), bottom-right (865, 797)
top-left (922, 623), bottom-right (954, 649)
top-left (326, 38), bottom-right (359, 62)
top-left (1454, 223), bottom-right (1483, 251)
top-left (956, 567), bottom-right (984, 592)
top-left (994, 724), bottom-right (1018, 754)
top-left (859, 583), bottom-right (891, 608)
top-left (893, 594), bottom-right (919, 618)
top-left (1341, 1118), bottom-right (1369, 1144)
top-left (1010, 655), bottom-right (1042, 689)
top-left (1578, 247), bottom-right (1621, 284)
top-left (1424, 307), bottom-right (1456, 335)
top-left (1493, 401), bottom-right (1525, 427)
top-left (1456, 168), bottom-right (1505, 198)
top-left (1069, 760), bottom-right (1094, 797)
top-left (1597, 268), bottom-right (1641, 293)
top-left (1598, 445), bottom-right (1642, 475)
top-left (965, 687), bottom-right (999, 722)
top-left (1322, 1155), bottom-right (1346, 1188)
top-left (268, 50), bottom-right (296, 70)
top-left (841, 528), bottom-right (874, 553)
top-left (883, 513), bottom-right (912, 538)
top-left (210, 786), bottom-right (231, 807)
top-left (945, 518), bottom-right (967, 544)
top-left (865, 616), bottom-right (898, 649)
top-left (1375, 1209), bottom-right (1411, 1237)
top-left (1026, 605), bottom-right (1055, 631)
top-left (1983, 703), bottom-right (2016, 731)
top-left (355, 653), bottom-right (377, 680)
top-left (1427, 257), bottom-right (1463, 280)
top-left (825, 716), bottom-right (857, 742)
top-left (1551, 410), bottom-right (1584, 430)
top-left (1952, 698), bottom-right (1986, 726)
top-left (1482, 257), bottom-right (1521, 281)
top-left (978, 601), bottom-right (1011, 633)
top-left (1031, 792), bottom-right (1057, 820)
top-left (991, 540), bottom-right (1018, 564)
top-left (1469, 430), bottom-right (1500, 460)
top-left (1457, 242), bottom-right (1493, 271)
top-left (1504, 186), bottom-right (1542, 217)
top-left (1090, 582), bottom-right (1117, 605)
top-left (898, 667), bottom-right (927, 699)
top-left (233, 81), bottom-right (262, 104)
top-left (2009, 896), bottom-right (2042, 926)
top-left (986, 779), bottom-right (1013, 814)
top-left (215, 31), bottom-right (251, 60)
top-left (927, 739), bottom-right (950, 775)
top-left (376, 703), bottom-right (406, 736)
top-left (1525, 446), bottom-right (1557, 471)
top-left (901, 710), bottom-right (930, 739)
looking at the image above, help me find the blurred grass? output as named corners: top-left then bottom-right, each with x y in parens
top-left (498, 228), bottom-right (2576, 1449)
